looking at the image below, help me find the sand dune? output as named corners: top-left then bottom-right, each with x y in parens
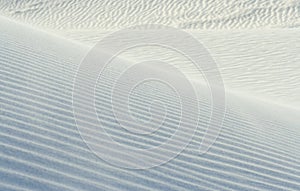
top-left (0, 14), bottom-right (300, 191)
top-left (0, 0), bottom-right (300, 190)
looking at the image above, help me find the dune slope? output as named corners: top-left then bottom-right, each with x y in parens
top-left (0, 16), bottom-right (300, 191)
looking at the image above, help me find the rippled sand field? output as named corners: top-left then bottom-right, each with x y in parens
top-left (0, 1), bottom-right (299, 190)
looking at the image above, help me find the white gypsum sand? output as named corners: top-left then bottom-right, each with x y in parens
top-left (0, 1), bottom-right (299, 190)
